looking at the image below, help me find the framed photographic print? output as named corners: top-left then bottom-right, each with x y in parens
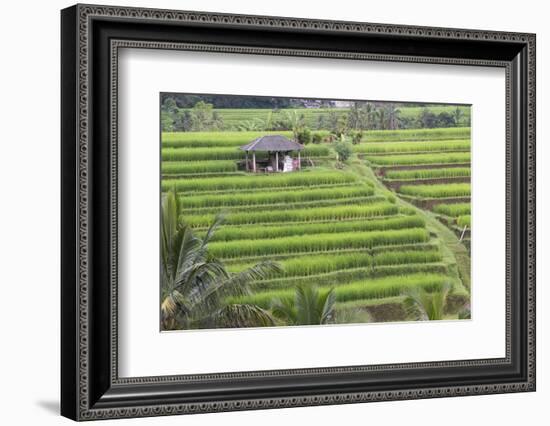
top-left (61, 4), bottom-right (536, 421)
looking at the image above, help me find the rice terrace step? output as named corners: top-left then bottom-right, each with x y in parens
top-left (159, 93), bottom-right (472, 331)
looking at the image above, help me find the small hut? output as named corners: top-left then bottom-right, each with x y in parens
top-left (239, 135), bottom-right (304, 173)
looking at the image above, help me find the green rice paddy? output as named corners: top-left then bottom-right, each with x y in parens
top-left (161, 120), bottom-right (471, 326)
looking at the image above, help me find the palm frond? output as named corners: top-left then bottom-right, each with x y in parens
top-left (403, 282), bottom-right (451, 321)
top-left (209, 304), bottom-right (278, 328)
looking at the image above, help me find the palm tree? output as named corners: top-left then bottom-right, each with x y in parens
top-left (282, 110), bottom-right (305, 141)
top-left (271, 284), bottom-right (336, 326)
top-left (160, 189), bottom-right (281, 330)
top-left (385, 103), bottom-right (400, 130)
top-left (453, 106), bottom-right (464, 127)
top-left (234, 118), bottom-right (266, 131)
top-left (403, 283), bottom-right (451, 321)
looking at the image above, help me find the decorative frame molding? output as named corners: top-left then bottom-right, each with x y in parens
top-left (61, 4), bottom-right (536, 421)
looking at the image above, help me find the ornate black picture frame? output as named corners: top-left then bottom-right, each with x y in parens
top-left (61, 4), bottom-right (536, 421)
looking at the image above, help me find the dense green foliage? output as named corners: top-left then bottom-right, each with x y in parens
top-left (161, 95), bottom-right (471, 132)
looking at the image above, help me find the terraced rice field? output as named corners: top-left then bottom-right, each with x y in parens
top-left (364, 128), bottom-right (472, 248)
top-left (162, 129), bottom-right (471, 324)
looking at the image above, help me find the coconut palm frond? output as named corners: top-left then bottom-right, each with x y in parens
top-left (210, 304), bottom-right (278, 329)
top-left (404, 282), bottom-right (451, 321)
top-left (272, 284), bottom-right (336, 326)
top-left (271, 296), bottom-right (297, 324)
top-left (160, 189), bottom-right (287, 330)
top-left (223, 260), bottom-right (282, 296)
top-left (201, 212), bottom-right (227, 247)
top-left (318, 287), bottom-right (336, 324)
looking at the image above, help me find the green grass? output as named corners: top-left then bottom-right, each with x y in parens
top-left (208, 228), bottom-right (429, 258)
top-left (365, 152), bottom-right (471, 166)
top-left (398, 183), bottom-right (471, 198)
top-left (184, 203), bottom-right (399, 227)
top-left (384, 167), bottom-right (471, 180)
top-left (229, 273), bottom-right (450, 307)
top-left (162, 170), bottom-right (356, 193)
top-left (354, 139), bottom-right (470, 154)
top-left (209, 216), bottom-right (425, 242)
top-left (179, 185), bottom-right (374, 209)
top-left (433, 203), bottom-right (471, 217)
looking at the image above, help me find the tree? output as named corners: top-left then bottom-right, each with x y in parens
top-left (419, 108), bottom-right (438, 128)
top-left (282, 110), bottom-right (306, 140)
top-left (189, 101), bottom-right (223, 131)
top-left (436, 111), bottom-right (456, 128)
top-left (271, 285), bottom-right (336, 325)
top-left (376, 103), bottom-right (400, 130)
top-left (234, 118), bottom-right (266, 131)
top-left (160, 189), bottom-right (281, 330)
top-left (350, 130), bottom-right (363, 145)
top-left (403, 283), bottom-right (451, 321)
top-left (333, 140), bottom-right (353, 162)
top-left (327, 110), bottom-right (340, 134)
top-left (453, 106), bottom-right (464, 127)
top-left (347, 102), bottom-right (369, 130)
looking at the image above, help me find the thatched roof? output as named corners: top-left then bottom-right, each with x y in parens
top-left (239, 135), bottom-right (304, 152)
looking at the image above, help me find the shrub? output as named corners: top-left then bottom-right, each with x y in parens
top-left (312, 133), bottom-right (323, 144)
top-left (296, 127), bottom-right (312, 145)
top-left (334, 140), bottom-right (353, 162)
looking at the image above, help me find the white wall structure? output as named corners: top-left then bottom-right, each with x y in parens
top-left (0, 0), bottom-right (548, 425)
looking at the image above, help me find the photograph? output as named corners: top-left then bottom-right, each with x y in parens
top-left (159, 94), bottom-right (472, 331)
